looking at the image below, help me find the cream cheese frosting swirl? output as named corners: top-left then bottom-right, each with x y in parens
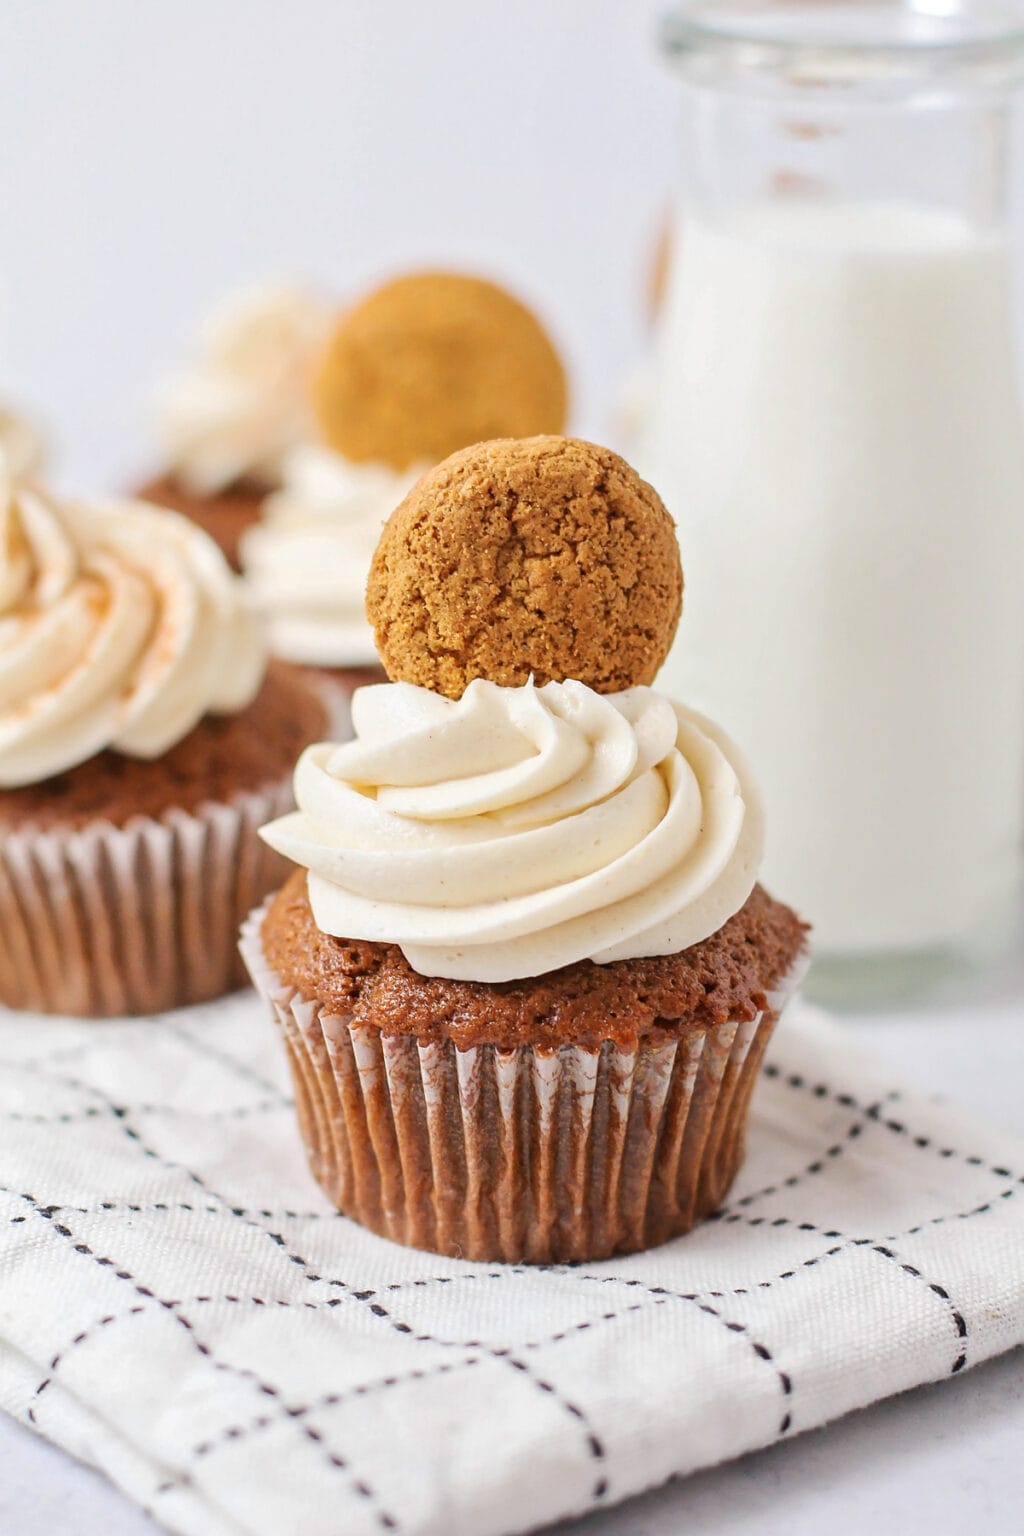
top-left (240, 446), bottom-right (420, 667)
top-left (261, 676), bottom-right (764, 982)
top-left (0, 479), bottom-right (266, 787)
top-left (156, 285), bottom-right (332, 496)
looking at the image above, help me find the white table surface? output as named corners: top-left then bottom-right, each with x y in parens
top-left (2, 945), bottom-right (1023, 1536)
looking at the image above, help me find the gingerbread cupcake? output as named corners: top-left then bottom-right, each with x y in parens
top-left (242, 437), bottom-right (807, 1262)
top-left (0, 474), bottom-right (328, 1016)
top-left (136, 284), bottom-right (331, 570)
top-left (239, 271), bottom-right (568, 691)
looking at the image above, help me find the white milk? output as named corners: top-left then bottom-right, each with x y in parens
top-left (640, 202), bottom-right (1024, 954)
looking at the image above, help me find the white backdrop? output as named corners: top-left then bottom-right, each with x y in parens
top-left (0, 0), bottom-right (676, 489)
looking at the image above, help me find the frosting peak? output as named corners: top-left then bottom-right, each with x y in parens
top-left (240, 446), bottom-right (421, 666)
top-left (156, 286), bottom-right (331, 496)
top-left (261, 677), bottom-right (763, 981)
top-left (0, 479), bottom-right (266, 787)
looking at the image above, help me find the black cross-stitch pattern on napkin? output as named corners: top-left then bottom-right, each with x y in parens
top-left (1, 996), bottom-right (1022, 1536)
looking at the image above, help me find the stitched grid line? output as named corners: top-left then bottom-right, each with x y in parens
top-left (258, 1241), bottom-right (612, 1502)
top-left (558, 1274), bottom-right (796, 1434)
top-left (3, 1008), bottom-right (1021, 1534)
top-left (765, 1064), bottom-right (1024, 1184)
top-left (370, 1269), bottom-right (792, 1430)
top-left (0, 1040), bottom-right (93, 1073)
top-left (6, 1050), bottom-right (1011, 1479)
top-left (0, 1185), bottom-right (338, 1223)
top-left (5, 1063), bottom-right (614, 1512)
top-left (2, 1066), bottom-right (347, 1263)
top-left (191, 1357), bottom-right (484, 1462)
top-left (28, 1283), bottom-right (670, 1490)
top-left (0, 1055), bottom-right (287, 1121)
top-left (20, 1195), bottom-right (401, 1532)
top-left (365, 1165), bottom-right (1019, 1295)
top-left (865, 1243), bottom-right (969, 1374)
top-left (0, 1100), bottom-right (285, 1125)
top-left (5, 1058), bottom-right (621, 1512)
top-left (719, 1091), bottom-right (900, 1213)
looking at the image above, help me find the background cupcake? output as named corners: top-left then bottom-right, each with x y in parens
top-left (135, 284), bottom-right (331, 569)
top-left (0, 472), bottom-right (328, 1016)
top-left (240, 269), bottom-right (569, 691)
top-left (238, 446), bottom-right (421, 690)
top-left (243, 436), bottom-right (807, 1263)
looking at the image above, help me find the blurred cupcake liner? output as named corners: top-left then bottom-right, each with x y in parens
top-left (241, 903), bottom-right (807, 1262)
top-left (0, 782), bottom-right (295, 1017)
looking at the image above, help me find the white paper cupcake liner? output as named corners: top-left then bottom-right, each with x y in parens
top-left (0, 780), bottom-right (295, 1017)
top-left (241, 902), bottom-right (807, 1263)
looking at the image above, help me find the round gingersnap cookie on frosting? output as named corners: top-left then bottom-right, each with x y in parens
top-left (366, 435), bottom-right (683, 697)
top-left (312, 272), bottom-right (568, 470)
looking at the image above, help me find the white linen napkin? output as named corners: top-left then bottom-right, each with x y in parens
top-left (0, 994), bottom-right (1021, 1536)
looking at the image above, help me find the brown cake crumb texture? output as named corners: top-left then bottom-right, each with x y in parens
top-left (262, 870), bottom-right (808, 1052)
top-left (367, 435), bottom-right (684, 698)
top-left (0, 663), bottom-right (328, 833)
top-left (135, 472), bottom-right (270, 572)
top-left (311, 271), bottom-right (568, 470)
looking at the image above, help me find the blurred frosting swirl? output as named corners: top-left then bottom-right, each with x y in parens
top-left (0, 478), bottom-right (265, 787)
top-left (156, 285), bottom-right (331, 496)
top-left (261, 677), bottom-right (763, 982)
top-left (240, 446), bottom-right (420, 667)
top-left (0, 405), bottom-right (46, 482)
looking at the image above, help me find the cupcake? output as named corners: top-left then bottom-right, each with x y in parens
top-left (0, 473), bottom-right (328, 1016)
top-left (242, 437), bottom-right (807, 1262)
top-left (136, 284), bottom-right (331, 569)
top-left (240, 270), bottom-right (568, 692)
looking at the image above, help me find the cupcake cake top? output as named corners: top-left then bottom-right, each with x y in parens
top-left (156, 284), bottom-right (331, 496)
top-left (262, 436), bottom-right (763, 983)
top-left (0, 477), bottom-right (265, 787)
top-left (311, 271), bottom-right (567, 471)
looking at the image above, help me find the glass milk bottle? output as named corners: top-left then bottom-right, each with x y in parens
top-left (640, 0), bottom-right (1024, 1000)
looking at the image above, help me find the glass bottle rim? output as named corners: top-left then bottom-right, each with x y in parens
top-left (662, 2), bottom-right (1024, 90)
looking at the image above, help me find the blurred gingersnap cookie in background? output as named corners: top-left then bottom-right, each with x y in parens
top-left (312, 271), bottom-right (568, 470)
top-left (240, 270), bottom-right (571, 688)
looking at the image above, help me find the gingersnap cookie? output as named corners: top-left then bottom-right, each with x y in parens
top-left (312, 272), bottom-right (568, 470)
top-left (366, 434), bottom-right (683, 697)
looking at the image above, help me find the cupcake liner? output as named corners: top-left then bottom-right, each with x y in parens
top-left (0, 781), bottom-right (295, 1017)
top-left (241, 904), bottom-right (807, 1263)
